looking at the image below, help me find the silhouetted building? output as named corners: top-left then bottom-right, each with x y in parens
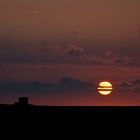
top-left (14, 97), bottom-right (29, 106)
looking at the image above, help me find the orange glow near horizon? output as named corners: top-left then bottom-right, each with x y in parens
top-left (98, 81), bottom-right (113, 96)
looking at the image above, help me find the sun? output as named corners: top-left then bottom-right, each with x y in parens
top-left (98, 81), bottom-right (113, 96)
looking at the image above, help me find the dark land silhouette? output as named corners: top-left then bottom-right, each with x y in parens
top-left (1, 97), bottom-right (140, 115)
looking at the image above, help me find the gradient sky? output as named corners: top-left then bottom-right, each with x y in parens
top-left (0, 0), bottom-right (140, 105)
top-left (1, 0), bottom-right (140, 41)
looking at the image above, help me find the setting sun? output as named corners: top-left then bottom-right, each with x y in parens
top-left (98, 81), bottom-right (113, 96)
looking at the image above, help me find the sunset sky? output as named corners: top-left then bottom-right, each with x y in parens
top-left (0, 0), bottom-right (140, 105)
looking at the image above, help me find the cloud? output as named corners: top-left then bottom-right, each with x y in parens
top-left (72, 53), bottom-right (126, 65)
top-left (60, 76), bottom-right (93, 88)
top-left (115, 58), bottom-right (123, 64)
top-left (118, 80), bottom-right (140, 88)
top-left (118, 79), bottom-right (140, 92)
top-left (130, 80), bottom-right (140, 86)
top-left (67, 44), bottom-right (85, 57)
top-left (103, 50), bottom-right (132, 65)
top-left (67, 48), bottom-right (132, 65)
top-left (0, 38), bottom-right (134, 66)
top-left (0, 76), bottom-right (94, 93)
top-left (129, 80), bottom-right (140, 93)
top-left (80, 55), bottom-right (102, 64)
top-left (119, 82), bottom-right (132, 88)
top-left (104, 50), bottom-right (114, 57)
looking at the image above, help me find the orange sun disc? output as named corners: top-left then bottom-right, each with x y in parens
top-left (98, 81), bottom-right (113, 95)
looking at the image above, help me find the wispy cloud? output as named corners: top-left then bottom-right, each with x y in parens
top-left (67, 44), bottom-right (85, 57)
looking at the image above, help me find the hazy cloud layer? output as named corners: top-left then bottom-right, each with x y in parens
top-left (118, 79), bottom-right (140, 92)
top-left (0, 76), bottom-right (94, 93)
top-left (0, 39), bottom-right (136, 66)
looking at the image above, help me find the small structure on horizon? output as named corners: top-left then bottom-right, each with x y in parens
top-left (14, 97), bottom-right (29, 106)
